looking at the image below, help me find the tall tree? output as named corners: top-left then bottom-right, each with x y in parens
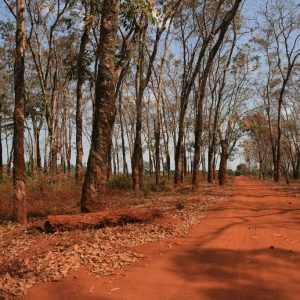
top-left (81, 0), bottom-right (120, 212)
top-left (174, 0), bottom-right (242, 185)
top-left (257, 0), bottom-right (300, 182)
top-left (75, 0), bottom-right (94, 183)
top-left (0, 98), bottom-right (3, 181)
top-left (131, 0), bottom-right (181, 191)
top-left (13, 0), bottom-right (27, 224)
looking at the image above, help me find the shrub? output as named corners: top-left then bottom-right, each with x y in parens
top-left (227, 169), bottom-right (234, 175)
top-left (150, 180), bottom-right (169, 192)
top-left (106, 175), bottom-right (131, 190)
top-left (235, 170), bottom-right (242, 176)
top-left (176, 198), bottom-right (186, 210)
top-left (142, 179), bottom-right (172, 194)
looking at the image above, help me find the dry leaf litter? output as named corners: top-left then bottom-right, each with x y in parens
top-left (0, 184), bottom-right (232, 299)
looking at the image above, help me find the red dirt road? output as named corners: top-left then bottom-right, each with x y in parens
top-left (26, 177), bottom-right (300, 300)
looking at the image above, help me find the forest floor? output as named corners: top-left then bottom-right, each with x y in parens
top-left (0, 175), bottom-right (230, 299)
top-left (23, 177), bottom-right (300, 300)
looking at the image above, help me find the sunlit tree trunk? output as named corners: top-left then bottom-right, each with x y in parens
top-left (81, 0), bottom-right (120, 212)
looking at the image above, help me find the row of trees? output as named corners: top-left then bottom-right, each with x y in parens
top-left (244, 0), bottom-right (300, 183)
top-left (1, 0), bottom-right (299, 223)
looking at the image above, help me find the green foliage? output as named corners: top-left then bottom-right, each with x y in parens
top-left (227, 169), bottom-right (234, 175)
top-left (106, 175), bottom-right (131, 190)
top-left (141, 176), bottom-right (173, 193)
top-left (121, 0), bottom-right (157, 30)
top-left (235, 170), bottom-right (242, 176)
top-left (148, 180), bottom-right (171, 192)
top-left (176, 198), bottom-right (186, 210)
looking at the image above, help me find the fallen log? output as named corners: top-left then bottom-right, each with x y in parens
top-left (28, 209), bottom-right (163, 233)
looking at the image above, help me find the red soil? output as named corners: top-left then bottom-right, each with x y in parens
top-left (25, 177), bottom-right (300, 300)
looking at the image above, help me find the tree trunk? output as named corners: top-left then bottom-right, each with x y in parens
top-left (75, 4), bottom-right (92, 184)
top-left (107, 142), bottom-right (112, 180)
top-left (174, 108), bottom-right (186, 185)
top-left (44, 127), bottom-right (48, 171)
top-left (66, 118), bottom-right (72, 173)
top-left (146, 104), bottom-right (152, 178)
top-left (49, 127), bottom-right (58, 172)
top-left (132, 101), bottom-right (143, 191)
top-left (161, 98), bottom-right (170, 177)
top-left (119, 93), bottom-right (128, 176)
top-left (207, 146), bottom-right (214, 183)
top-left (0, 99), bottom-right (3, 182)
top-left (33, 128), bottom-right (42, 170)
top-left (259, 161), bottom-right (263, 180)
top-left (274, 84), bottom-right (286, 182)
top-left (132, 24), bottom-right (146, 192)
top-left (81, 0), bottom-right (120, 212)
top-left (7, 140), bottom-right (13, 176)
top-left (153, 25), bottom-right (170, 184)
top-left (192, 90), bottom-right (204, 187)
top-left (155, 119), bottom-right (160, 184)
top-left (183, 143), bottom-right (187, 178)
top-left (219, 139), bottom-right (228, 186)
top-left (112, 143), bottom-right (117, 176)
top-left (13, 0), bottom-right (27, 224)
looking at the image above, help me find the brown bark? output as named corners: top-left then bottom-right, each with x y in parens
top-left (81, 0), bottom-right (120, 212)
top-left (107, 142), bottom-right (112, 180)
top-left (0, 99), bottom-right (3, 182)
top-left (13, 0), bottom-right (27, 224)
top-left (154, 117), bottom-right (160, 183)
top-left (219, 139), bottom-right (228, 186)
top-left (274, 79), bottom-right (288, 182)
top-left (192, 81), bottom-right (204, 187)
top-left (153, 25), bottom-right (171, 184)
top-left (7, 139), bottom-right (13, 176)
top-left (65, 117), bottom-right (72, 173)
top-left (161, 101), bottom-right (170, 177)
top-left (174, 108), bottom-right (187, 184)
top-left (132, 22), bottom-right (147, 192)
top-left (118, 92), bottom-right (128, 176)
top-left (32, 124), bottom-right (42, 170)
top-left (75, 2), bottom-right (93, 184)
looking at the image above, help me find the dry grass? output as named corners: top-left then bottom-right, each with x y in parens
top-left (0, 173), bottom-right (81, 222)
top-left (0, 173), bottom-right (172, 221)
top-left (0, 173), bottom-right (230, 222)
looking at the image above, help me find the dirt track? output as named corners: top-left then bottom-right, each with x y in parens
top-left (26, 177), bottom-right (300, 300)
